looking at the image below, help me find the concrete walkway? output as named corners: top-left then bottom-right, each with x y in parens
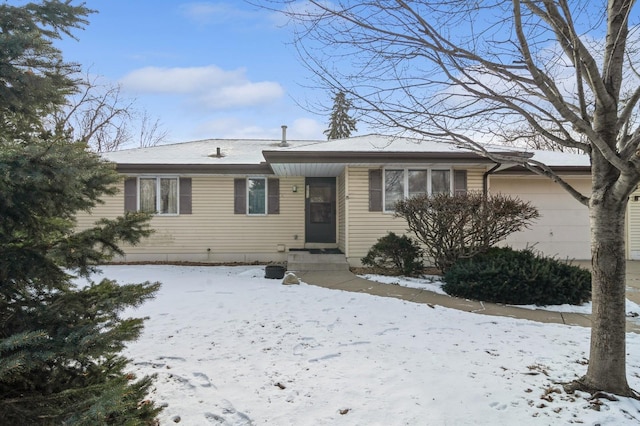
top-left (296, 261), bottom-right (640, 333)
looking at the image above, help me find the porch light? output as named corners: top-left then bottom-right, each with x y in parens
top-left (292, 185), bottom-right (298, 192)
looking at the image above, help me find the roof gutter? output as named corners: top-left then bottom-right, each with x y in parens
top-left (483, 163), bottom-right (501, 197)
top-left (114, 163), bottom-right (274, 175)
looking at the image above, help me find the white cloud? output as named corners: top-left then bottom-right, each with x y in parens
top-left (194, 117), bottom-right (325, 140)
top-left (120, 65), bottom-right (284, 109)
top-left (194, 118), bottom-right (266, 139)
top-left (201, 81), bottom-right (284, 109)
top-left (267, 1), bottom-right (334, 27)
top-left (289, 117), bottom-right (326, 139)
top-left (180, 2), bottom-right (257, 25)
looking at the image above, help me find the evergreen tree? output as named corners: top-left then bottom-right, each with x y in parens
top-left (324, 91), bottom-right (357, 140)
top-left (0, 0), bottom-right (88, 140)
top-left (0, 2), bottom-right (162, 423)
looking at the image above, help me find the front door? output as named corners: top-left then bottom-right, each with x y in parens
top-left (305, 177), bottom-right (336, 243)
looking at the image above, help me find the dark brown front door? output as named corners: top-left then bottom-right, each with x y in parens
top-left (305, 177), bottom-right (336, 243)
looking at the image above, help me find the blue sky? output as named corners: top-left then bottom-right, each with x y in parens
top-left (54, 1), bottom-right (331, 144)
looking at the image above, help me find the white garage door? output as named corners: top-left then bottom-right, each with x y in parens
top-left (489, 175), bottom-right (591, 260)
top-left (627, 189), bottom-right (640, 260)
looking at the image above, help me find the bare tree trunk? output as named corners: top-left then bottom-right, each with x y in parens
top-left (574, 193), bottom-right (632, 395)
top-left (276, 0), bottom-right (640, 397)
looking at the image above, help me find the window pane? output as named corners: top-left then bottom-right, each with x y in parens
top-left (309, 185), bottom-right (331, 223)
top-left (431, 170), bottom-right (451, 195)
top-left (139, 178), bottom-right (157, 213)
top-left (310, 186), bottom-right (331, 203)
top-left (385, 169), bottom-right (404, 211)
top-left (408, 170), bottom-right (428, 198)
top-left (248, 178), bottom-right (266, 214)
top-left (160, 178), bottom-right (178, 214)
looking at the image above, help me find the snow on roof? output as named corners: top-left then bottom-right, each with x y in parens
top-left (102, 134), bottom-right (590, 168)
top-left (102, 138), bottom-right (320, 165)
top-left (528, 149), bottom-right (590, 167)
top-left (275, 134), bottom-right (468, 153)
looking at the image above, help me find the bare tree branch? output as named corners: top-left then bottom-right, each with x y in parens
top-left (267, 0), bottom-right (640, 396)
top-left (137, 111), bottom-right (169, 148)
top-left (50, 70), bottom-right (168, 152)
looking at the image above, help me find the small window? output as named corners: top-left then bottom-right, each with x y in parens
top-left (234, 178), bottom-right (279, 215)
top-left (248, 177), bottom-right (266, 215)
top-left (139, 177), bottom-right (179, 215)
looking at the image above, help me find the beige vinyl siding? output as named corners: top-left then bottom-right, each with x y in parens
top-left (344, 167), bottom-right (406, 265)
top-left (466, 168), bottom-right (484, 192)
top-left (342, 166), bottom-right (485, 265)
top-left (337, 170), bottom-right (346, 253)
top-left (75, 180), bottom-right (126, 230)
top-left (75, 175), bottom-right (306, 263)
top-left (489, 175), bottom-right (591, 260)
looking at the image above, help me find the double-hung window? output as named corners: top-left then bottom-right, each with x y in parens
top-left (124, 176), bottom-right (191, 215)
top-left (384, 168), bottom-right (451, 212)
top-left (234, 177), bottom-right (280, 215)
top-left (247, 177), bottom-right (267, 215)
top-left (139, 177), bottom-right (179, 214)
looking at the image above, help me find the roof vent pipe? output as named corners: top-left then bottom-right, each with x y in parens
top-left (280, 125), bottom-right (288, 147)
top-left (216, 147), bottom-right (221, 157)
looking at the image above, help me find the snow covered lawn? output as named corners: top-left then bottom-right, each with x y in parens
top-left (87, 265), bottom-right (640, 425)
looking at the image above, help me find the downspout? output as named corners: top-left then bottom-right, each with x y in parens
top-left (344, 168), bottom-right (349, 262)
top-left (483, 163), bottom-right (501, 197)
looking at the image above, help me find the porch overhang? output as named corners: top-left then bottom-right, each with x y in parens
top-left (262, 150), bottom-right (525, 177)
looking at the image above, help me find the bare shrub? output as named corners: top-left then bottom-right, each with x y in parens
top-left (395, 192), bottom-right (539, 272)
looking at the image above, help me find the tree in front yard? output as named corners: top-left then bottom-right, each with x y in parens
top-left (275, 0), bottom-right (640, 396)
top-left (0, 140), bottom-right (161, 424)
top-left (0, 1), bottom-right (161, 423)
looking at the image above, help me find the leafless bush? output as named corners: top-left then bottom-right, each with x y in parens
top-left (395, 192), bottom-right (539, 272)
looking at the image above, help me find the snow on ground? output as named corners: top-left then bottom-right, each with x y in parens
top-left (361, 273), bottom-right (640, 318)
top-left (85, 265), bottom-right (640, 425)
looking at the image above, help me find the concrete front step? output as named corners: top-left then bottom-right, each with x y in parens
top-left (288, 252), bottom-right (346, 263)
top-left (287, 262), bottom-right (350, 272)
top-left (287, 251), bottom-right (349, 272)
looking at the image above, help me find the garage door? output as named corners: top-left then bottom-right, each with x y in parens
top-left (489, 175), bottom-right (591, 260)
top-left (628, 189), bottom-right (640, 260)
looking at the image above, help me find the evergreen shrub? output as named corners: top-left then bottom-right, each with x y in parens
top-left (442, 247), bottom-right (591, 305)
top-left (361, 232), bottom-right (424, 276)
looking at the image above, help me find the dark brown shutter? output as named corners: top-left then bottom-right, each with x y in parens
top-left (124, 177), bottom-right (137, 212)
top-left (234, 178), bottom-right (246, 214)
top-left (454, 170), bottom-right (467, 195)
top-left (268, 178), bottom-right (280, 214)
top-left (179, 178), bottom-right (192, 214)
top-left (369, 169), bottom-right (383, 212)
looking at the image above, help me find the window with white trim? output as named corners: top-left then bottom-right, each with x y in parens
top-left (139, 177), bottom-right (179, 214)
top-left (384, 168), bottom-right (451, 211)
